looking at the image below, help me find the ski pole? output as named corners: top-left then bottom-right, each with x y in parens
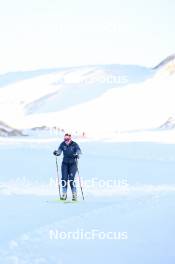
top-left (76, 159), bottom-right (85, 200)
top-left (55, 156), bottom-right (61, 199)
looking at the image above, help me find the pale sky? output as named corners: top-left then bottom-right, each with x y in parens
top-left (0, 0), bottom-right (175, 73)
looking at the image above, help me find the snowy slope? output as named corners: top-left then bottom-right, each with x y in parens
top-left (1, 56), bottom-right (175, 137)
top-left (11, 59), bottom-right (175, 136)
top-left (0, 64), bottom-right (152, 134)
top-left (24, 64), bottom-right (151, 115)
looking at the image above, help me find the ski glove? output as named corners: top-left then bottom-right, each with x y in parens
top-left (73, 154), bottom-right (79, 159)
top-left (53, 150), bottom-right (60, 156)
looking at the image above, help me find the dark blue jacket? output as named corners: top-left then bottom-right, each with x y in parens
top-left (57, 141), bottom-right (82, 163)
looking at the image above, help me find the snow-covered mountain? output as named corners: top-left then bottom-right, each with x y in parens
top-left (160, 116), bottom-right (175, 130)
top-left (0, 55), bottom-right (175, 137)
top-left (153, 54), bottom-right (175, 70)
top-left (0, 121), bottom-right (24, 137)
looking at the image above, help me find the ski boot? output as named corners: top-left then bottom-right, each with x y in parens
top-left (60, 193), bottom-right (67, 201)
top-left (72, 192), bottom-right (77, 202)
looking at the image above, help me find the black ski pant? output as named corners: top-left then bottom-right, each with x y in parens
top-left (61, 161), bottom-right (77, 193)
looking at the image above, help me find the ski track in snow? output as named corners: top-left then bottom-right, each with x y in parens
top-left (0, 193), bottom-right (175, 264)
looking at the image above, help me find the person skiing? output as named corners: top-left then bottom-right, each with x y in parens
top-left (53, 133), bottom-right (82, 201)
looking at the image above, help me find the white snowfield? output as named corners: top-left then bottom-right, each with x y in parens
top-left (0, 58), bottom-right (175, 264)
top-left (0, 138), bottom-right (175, 264)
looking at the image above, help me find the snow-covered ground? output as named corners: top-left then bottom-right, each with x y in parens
top-left (0, 133), bottom-right (175, 264)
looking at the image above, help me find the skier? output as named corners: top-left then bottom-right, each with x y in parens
top-left (53, 133), bottom-right (82, 201)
